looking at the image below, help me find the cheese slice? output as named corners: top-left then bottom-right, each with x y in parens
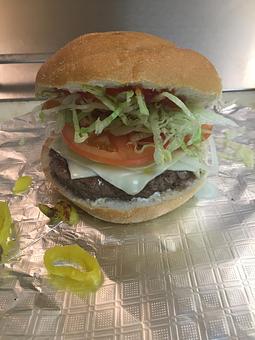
top-left (52, 138), bottom-right (208, 195)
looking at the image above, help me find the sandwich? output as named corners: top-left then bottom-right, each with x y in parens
top-left (35, 31), bottom-right (232, 224)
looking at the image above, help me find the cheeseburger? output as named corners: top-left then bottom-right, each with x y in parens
top-left (36, 31), bottom-right (232, 224)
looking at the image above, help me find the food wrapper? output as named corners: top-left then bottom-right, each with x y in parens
top-left (0, 101), bottom-right (255, 339)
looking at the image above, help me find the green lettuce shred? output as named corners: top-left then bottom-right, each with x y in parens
top-left (36, 85), bottom-right (251, 166)
top-left (150, 110), bottom-right (168, 163)
top-left (39, 111), bottom-right (45, 123)
top-left (82, 85), bottom-right (116, 110)
top-left (126, 90), bottom-right (135, 103)
top-left (136, 89), bottom-right (150, 115)
top-left (94, 105), bottom-right (125, 134)
top-left (218, 135), bottom-right (254, 168)
top-left (196, 109), bottom-right (238, 127)
top-left (157, 92), bottom-right (195, 119)
top-left (72, 110), bottom-right (88, 143)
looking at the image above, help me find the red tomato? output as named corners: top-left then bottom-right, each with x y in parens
top-left (77, 91), bottom-right (98, 102)
top-left (56, 89), bottom-right (70, 96)
top-left (61, 123), bottom-right (213, 167)
top-left (105, 87), bottom-right (183, 109)
top-left (201, 124), bottom-right (213, 140)
top-left (140, 124), bottom-right (212, 149)
top-left (42, 99), bottom-right (60, 110)
top-left (184, 124), bottom-right (213, 143)
top-left (105, 87), bottom-right (160, 102)
top-left (105, 86), bottom-right (133, 96)
top-left (141, 88), bottom-right (160, 103)
top-left (62, 124), bottom-right (155, 167)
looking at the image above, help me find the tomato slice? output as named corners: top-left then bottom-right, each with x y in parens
top-left (201, 124), bottom-right (213, 140)
top-left (42, 99), bottom-right (60, 110)
top-left (140, 124), bottom-right (212, 149)
top-left (105, 86), bottom-right (133, 96)
top-left (183, 124), bottom-right (213, 144)
top-left (62, 124), bottom-right (155, 167)
top-left (105, 87), bottom-right (160, 102)
top-left (61, 123), bottom-right (213, 167)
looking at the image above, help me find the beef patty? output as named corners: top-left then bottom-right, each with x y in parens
top-left (49, 149), bottom-right (196, 201)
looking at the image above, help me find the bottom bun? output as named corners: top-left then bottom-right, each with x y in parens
top-left (41, 137), bottom-right (207, 224)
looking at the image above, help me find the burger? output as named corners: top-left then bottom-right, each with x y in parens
top-left (35, 31), bottom-right (231, 224)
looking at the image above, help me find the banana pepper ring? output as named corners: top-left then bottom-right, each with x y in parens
top-left (44, 245), bottom-right (102, 288)
top-left (0, 201), bottom-right (13, 261)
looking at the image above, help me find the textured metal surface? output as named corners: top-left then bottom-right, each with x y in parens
top-left (0, 101), bottom-right (255, 339)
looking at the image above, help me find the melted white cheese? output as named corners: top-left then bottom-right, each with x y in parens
top-left (52, 138), bottom-right (208, 195)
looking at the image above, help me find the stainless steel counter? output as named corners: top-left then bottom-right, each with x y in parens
top-left (0, 0), bottom-right (255, 99)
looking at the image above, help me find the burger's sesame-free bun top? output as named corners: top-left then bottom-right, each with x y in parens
top-left (35, 31), bottom-right (221, 102)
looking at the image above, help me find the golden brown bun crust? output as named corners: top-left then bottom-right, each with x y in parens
top-left (41, 136), bottom-right (206, 224)
top-left (36, 31), bottom-right (221, 98)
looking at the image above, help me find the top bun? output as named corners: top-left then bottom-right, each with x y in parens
top-left (35, 31), bottom-right (221, 103)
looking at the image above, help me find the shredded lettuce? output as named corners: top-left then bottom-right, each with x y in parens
top-left (94, 104), bottom-right (125, 134)
top-left (149, 109), bottom-right (171, 163)
top-left (72, 110), bottom-right (88, 143)
top-left (126, 90), bottom-right (135, 103)
top-left (74, 101), bottom-right (132, 140)
top-left (136, 89), bottom-right (150, 115)
top-left (207, 136), bottom-right (219, 175)
top-left (218, 139), bottom-right (254, 168)
top-left (39, 111), bottom-right (45, 123)
top-left (82, 85), bottom-right (115, 110)
top-left (196, 109), bottom-right (238, 127)
top-left (55, 110), bottom-right (66, 133)
top-left (36, 85), bottom-right (252, 167)
top-left (156, 92), bottom-right (195, 119)
top-left (224, 127), bottom-right (246, 139)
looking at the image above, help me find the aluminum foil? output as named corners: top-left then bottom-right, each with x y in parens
top-left (0, 102), bottom-right (255, 339)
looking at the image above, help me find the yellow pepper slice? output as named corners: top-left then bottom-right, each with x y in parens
top-left (12, 176), bottom-right (32, 194)
top-left (39, 200), bottom-right (79, 225)
top-left (44, 245), bottom-right (102, 288)
top-left (0, 201), bottom-right (13, 261)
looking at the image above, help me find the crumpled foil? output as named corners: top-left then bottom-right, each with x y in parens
top-left (0, 102), bottom-right (255, 339)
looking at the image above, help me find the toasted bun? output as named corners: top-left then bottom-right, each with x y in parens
top-left (36, 31), bottom-right (221, 103)
top-left (41, 136), bottom-right (207, 224)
